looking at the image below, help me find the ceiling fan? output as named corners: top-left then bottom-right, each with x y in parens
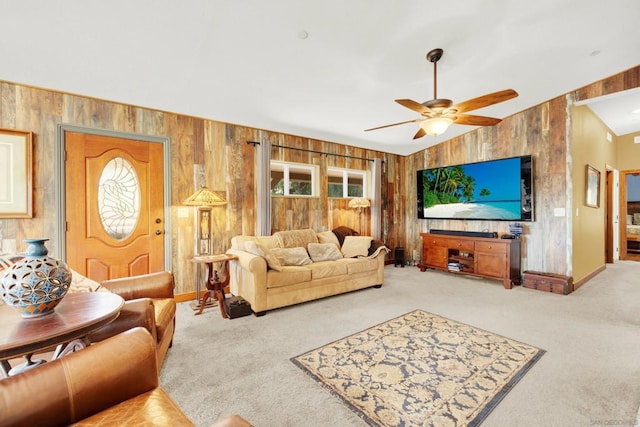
top-left (365, 48), bottom-right (518, 139)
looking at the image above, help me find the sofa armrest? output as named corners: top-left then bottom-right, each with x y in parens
top-left (227, 248), bottom-right (267, 273)
top-left (226, 249), bottom-right (268, 312)
top-left (101, 271), bottom-right (175, 301)
top-left (87, 298), bottom-right (157, 344)
top-left (0, 328), bottom-right (158, 427)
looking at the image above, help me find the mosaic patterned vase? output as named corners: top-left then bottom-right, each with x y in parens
top-left (0, 238), bottom-right (72, 318)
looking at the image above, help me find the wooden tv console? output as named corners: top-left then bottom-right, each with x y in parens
top-left (419, 232), bottom-right (521, 289)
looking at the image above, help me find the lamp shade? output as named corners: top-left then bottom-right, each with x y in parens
top-left (183, 187), bottom-right (227, 206)
top-left (348, 197), bottom-right (371, 209)
top-left (420, 117), bottom-right (453, 136)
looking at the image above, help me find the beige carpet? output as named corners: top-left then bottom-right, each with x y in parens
top-left (160, 261), bottom-right (640, 426)
top-left (292, 310), bottom-right (544, 426)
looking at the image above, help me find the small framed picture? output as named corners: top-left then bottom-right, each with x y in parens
top-left (585, 165), bottom-right (600, 208)
top-left (0, 129), bottom-right (33, 218)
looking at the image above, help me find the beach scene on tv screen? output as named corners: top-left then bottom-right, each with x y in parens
top-left (421, 158), bottom-right (524, 220)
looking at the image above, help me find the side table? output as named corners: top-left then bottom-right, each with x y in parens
top-left (0, 292), bottom-right (124, 377)
top-left (191, 254), bottom-right (238, 318)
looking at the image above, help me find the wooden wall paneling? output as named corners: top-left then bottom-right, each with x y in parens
top-left (0, 79), bottom-right (402, 298)
top-left (574, 66), bottom-right (640, 101)
top-left (404, 94), bottom-right (572, 276)
top-left (38, 90), bottom-right (65, 245)
top-left (0, 82), bottom-right (18, 126)
top-left (545, 96), bottom-right (568, 274)
top-left (222, 124), bottom-right (244, 240)
top-left (134, 107), bottom-right (165, 137)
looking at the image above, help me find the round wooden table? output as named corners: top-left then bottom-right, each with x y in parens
top-left (0, 292), bottom-right (124, 376)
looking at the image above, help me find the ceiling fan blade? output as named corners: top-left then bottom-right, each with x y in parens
top-left (365, 118), bottom-right (421, 132)
top-left (413, 128), bottom-right (426, 139)
top-left (452, 89), bottom-right (518, 114)
top-left (453, 114), bottom-right (502, 126)
top-left (395, 99), bottom-right (432, 115)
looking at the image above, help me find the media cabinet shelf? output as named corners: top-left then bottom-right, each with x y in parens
top-left (419, 232), bottom-right (521, 289)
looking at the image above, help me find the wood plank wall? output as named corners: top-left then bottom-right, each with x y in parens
top-left (0, 81), bottom-right (402, 296)
top-left (0, 65), bottom-right (636, 294)
top-left (404, 95), bottom-right (569, 273)
top-left (404, 65), bottom-right (640, 276)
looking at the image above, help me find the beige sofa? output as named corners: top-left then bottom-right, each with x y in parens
top-left (227, 229), bottom-right (388, 315)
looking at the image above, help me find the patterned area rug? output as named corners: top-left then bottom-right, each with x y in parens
top-left (291, 310), bottom-right (544, 426)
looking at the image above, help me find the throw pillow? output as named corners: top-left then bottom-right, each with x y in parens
top-left (307, 243), bottom-right (343, 262)
top-left (245, 240), bottom-right (283, 271)
top-left (68, 270), bottom-right (110, 293)
top-left (0, 253), bottom-right (24, 272)
top-left (634, 213), bottom-right (640, 225)
top-left (317, 230), bottom-right (341, 248)
top-left (270, 247), bottom-right (313, 266)
top-left (341, 236), bottom-right (373, 258)
top-left (332, 226), bottom-right (360, 246)
top-left (0, 254), bottom-right (24, 306)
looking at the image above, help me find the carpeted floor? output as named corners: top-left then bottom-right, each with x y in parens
top-left (160, 261), bottom-right (640, 426)
top-left (292, 309), bottom-right (544, 426)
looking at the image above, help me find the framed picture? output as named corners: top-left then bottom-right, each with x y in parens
top-left (585, 164), bottom-right (600, 208)
top-left (0, 129), bottom-right (33, 218)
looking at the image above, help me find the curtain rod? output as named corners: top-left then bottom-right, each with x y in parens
top-left (247, 141), bottom-right (376, 163)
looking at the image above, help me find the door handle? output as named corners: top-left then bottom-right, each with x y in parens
top-left (155, 218), bottom-right (162, 224)
top-left (155, 230), bottom-right (162, 235)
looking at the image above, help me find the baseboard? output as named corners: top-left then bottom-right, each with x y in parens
top-left (573, 264), bottom-right (606, 290)
top-left (175, 291), bottom-right (197, 303)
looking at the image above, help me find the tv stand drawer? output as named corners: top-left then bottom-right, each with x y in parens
top-left (475, 241), bottom-right (507, 254)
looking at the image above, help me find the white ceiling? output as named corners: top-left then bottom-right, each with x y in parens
top-left (582, 87), bottom-right (640, 137)
top-left (1, 1), bottom-right (639, 155)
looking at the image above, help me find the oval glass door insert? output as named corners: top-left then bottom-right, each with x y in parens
top-left (98, 157), bottom-right (140, 240)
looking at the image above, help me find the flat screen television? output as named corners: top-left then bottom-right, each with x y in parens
top-left (417, 155), bottom-right (533, 221)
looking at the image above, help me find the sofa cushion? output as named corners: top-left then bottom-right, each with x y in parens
top-left (317, 230), bottom-right (340, 248)
top-left (307, 243), bottom-right (343, 262)
top-left (153, 298), bottom-right (176, 340)
top-left (271, 247), bottom-right (312, 266)
top-left (274, 229), bottom-right (318, 249)
top-left (338, 257), bottom-right (379, 274)
top-left (75, 388), bottom-right (194, 426)
top-left (341, 236), bottom-right (373, 258)
top-left (267, 267), bottom-right (312, 288)
top-left (307, 261), bottom-right (348, 279)
top-left (244, 241), bottom-right (283, 271)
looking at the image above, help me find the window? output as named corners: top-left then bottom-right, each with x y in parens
top-left (271, 161), bottom-right (318, 197)
top-left (327, 167), bottom-right (368, 198)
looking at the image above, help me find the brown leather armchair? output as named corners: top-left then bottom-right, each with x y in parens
top-left (0, 328), bottom-right (251, 427)
top-left (89, 271), bottom-right (176, 369)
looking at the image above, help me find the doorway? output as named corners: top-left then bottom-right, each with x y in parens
top-left (620, 170), bottom-right (640, 261)
top-left (56, 125), bottom-right (172, 279)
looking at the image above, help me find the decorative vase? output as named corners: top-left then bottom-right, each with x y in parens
top-left (0, 238), bottom-right (72, 318)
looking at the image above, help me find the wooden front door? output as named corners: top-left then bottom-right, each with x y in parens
top-left (65, 131), bottom-right (165, 281)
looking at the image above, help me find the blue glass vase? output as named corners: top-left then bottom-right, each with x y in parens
top-left (0, 238), bottom-right (72, 318)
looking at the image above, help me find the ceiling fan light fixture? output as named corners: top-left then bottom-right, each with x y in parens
top-left (420, 117), bottom-right (453, 136)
